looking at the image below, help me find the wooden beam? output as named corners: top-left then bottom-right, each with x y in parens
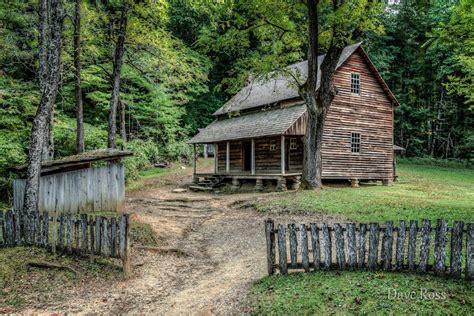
top-left (251, 138), bottom-right (255, 175)
top-left (214, 143), bottom-right (218, 174)
top-left (281, 135), bottom-right (285, 175)
top-left (226, 141), bottom-right (230, 173)
top-left (192, 144), bottom-right (197, 181)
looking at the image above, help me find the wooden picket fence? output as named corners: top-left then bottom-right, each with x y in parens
top-left (265, 219), bottom-right (474, 280)
top-left (0, 210), bottom-right (131, 274)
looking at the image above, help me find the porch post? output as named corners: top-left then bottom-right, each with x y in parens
top-left (226, 141), bottom-right (230, 173)
top-left (214, 143), bottom-right (218, 173)
top-left (281, 135), bottom-right (285, 175)
top-left (251, 138), bottom-right (255, 175)
top-left (192, 144), bottom-right (197, 182)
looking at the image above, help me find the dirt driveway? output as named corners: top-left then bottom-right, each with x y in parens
top-left (25, 168), bottom-right (339, 314)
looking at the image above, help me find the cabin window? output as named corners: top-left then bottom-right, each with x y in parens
top-left (289, 138), bottom-right (297, 150)
top-left (351, 73), bottom-right (360, 95)
top-left (269, 140), bottom-right (276, 151)
top-left (351, 132), bottom-right (361, 153)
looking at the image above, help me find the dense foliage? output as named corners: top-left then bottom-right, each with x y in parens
top-left (0, 0), bottom-right (472, 202)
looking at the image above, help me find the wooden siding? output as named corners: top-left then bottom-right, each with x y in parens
top-left (13, 163), bottom-right (125, 214)
top-left (321, 50), bottom-right (393, 179)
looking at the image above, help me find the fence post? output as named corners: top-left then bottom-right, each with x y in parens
top-left (334, 224), bottom-right (346, 270)
top-left (265, 219), bottom-right (276, 275)
top-left (368, 223), bottom-right (379, 271)
top-left (310, 223), bottom-right (320, 270)
top-left (434, 219), bottom-right (448, 276)
top-left (450, 221), bottom-right (464, 278)
top-left (346, 223), bottom-right (356, 270)
top-left (467, 223), bottom-right (474, 281)
top-left (42, 211), bottom-right (49, 247)
top-left (383, 221), bottom-right (394, 271)
top-left (419, 219), bottom-right (431, 272)
top-left (288, 224), bottom-right (297, 268)
top-left (358, 224), bottom-right (367, 269)
top-left (322, 224), bottom-right (331, 269)
top-left (300, 224), bottom-right (309, 272)
top-left (407, 220), bottom-right (418, 271)
top-left (277, 224), bottom-right (287, 275)
top-left (121, 214), bottom-right (131, 276)
top-left (395, 220), bottom-right (406, 270)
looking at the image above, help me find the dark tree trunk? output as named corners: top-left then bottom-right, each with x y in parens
top-left (23, 0), bottom-right (63, 242)
top-left (74, 0), bottom-right (85, 153)
top-left (300, 0), bottom-right (344, 190)
top-left (119, 97), bottom-right (127, 149)
top-left (108, 2), bottom-right (129, 149)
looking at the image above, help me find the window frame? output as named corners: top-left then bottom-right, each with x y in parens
top-left (351, 132), bottom-right (361, 154)
top-left (289, 138), bottom-right (297, 150)
top-left (350, 73), bottom-right (361, 95)
top-left (269, 139), bottom-right (276, 151)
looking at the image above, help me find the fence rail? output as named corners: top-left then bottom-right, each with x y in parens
top-left (0, 210), bottom-right (131, 274)
top-left (265, 219), bottom-right (474, 280)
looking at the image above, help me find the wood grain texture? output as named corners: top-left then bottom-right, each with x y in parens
top-left (288, 223), bottom-right (298, 268)
top-left (408, 220), bottom-right (418, 271)
top-left (265, 219), bottom-right (276, 275)
top-left (322, 224), bottom-right (332, 269)
top-left (467, 223), bottom-right (474, 281)
top-left (368, 223), bottom-right (379, 271)
top-left (450, 221), bottom-right (464, 278)
top-left (395, 220), bottom-right (406, 270)
top-left (419, 219), bottom-right (431, 272)
top-left (334, 224), bottom-right (346, 269)
top-left (434, 219), bottom-right (448, 276)
top-left (277, 224), bottom-right (288, 275)
top-left (310, 223), bottom-right (320, 270)
top-left (382, 221), bottom-right (393, 271)
top-left (358, 223), bottom-right (367, 269)
top-left (300, 224), bottom-right (310, 272)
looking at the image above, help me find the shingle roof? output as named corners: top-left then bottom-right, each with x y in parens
top-left (189, 105), bottom-right (307, 144)
top-left (214, 43), bottom-right (362, 116)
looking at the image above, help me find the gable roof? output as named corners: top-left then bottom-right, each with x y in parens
top-left (189, 104), bottom-right (307, 144)
top-left (214, 43), bottom-right (398, 116)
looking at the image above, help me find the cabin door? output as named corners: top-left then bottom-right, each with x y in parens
top-left (242, 141), bottom-right (252, 172)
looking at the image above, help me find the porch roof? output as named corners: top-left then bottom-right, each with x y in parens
top-left (188, 104), bottom-right (306, 144)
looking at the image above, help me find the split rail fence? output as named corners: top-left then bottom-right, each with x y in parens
top-left (265, 219), bottom-right (474, 280)
top-left (0, 210), bottom-right (131, 274)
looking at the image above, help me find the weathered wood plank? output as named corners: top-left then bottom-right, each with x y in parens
top-left (288, 223), bottom-right (297, 268)
top-left (111, 217), bottom-right (117, 257)
top-left (300, 224), bottom-right (309, 272)
top-left (42, 211), bottom-right (49, 246)
top-left (407, 220), bottom-right (418, 271)
top-left (358, 223), bottom-right (367, 269)
top-left (467, 223), bottom-right (474, 281)
top-left (322, 224), bottom-right (332, 269)
top-left (74, 217), bottom-right (80, 248)
top-left (382, 221), bottom-right (394, 271)
top-left (368, 223), bottom-right (379, 271)
top-left (277, 224), bottom-right (288, 275)
top-left (346, 223), bottom-right (356, 270)
top-left (89, 216), bottom-right (95, 257)
top-left (450, 221), bottom-right (464, 278)
top-left (66, 214), bottom-right (73, 253)
top-left (419, 219), bottom-right (431, 272)
top-left (395, 220), bottom-right (406, 270)
top-left (58, 214), bottom-right (65, 250)
top-left (334, 224), bottom-right (346, 270)
top-left (121, 214), bottom-right (131, 275)
top-left (95, 216), bottom-right (102, 254)
top-left (434, 219), bottom-right (448, 276)
top-left (310, 223), bottom-right (320, 270)
top-left (102, 218), bottom-right (110, 257)
top-left (80, 214), bottom-right (88, 251)
top-left (265, 219), bottom-right (276, 275)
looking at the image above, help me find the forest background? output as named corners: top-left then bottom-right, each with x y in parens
top-left (0, 0), bottom-right (472, 203)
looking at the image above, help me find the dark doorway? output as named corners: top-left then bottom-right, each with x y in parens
top-left (242, 141), bottom-right (252, 172)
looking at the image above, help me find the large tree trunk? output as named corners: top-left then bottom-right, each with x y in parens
top-left (23, 0), bottom-right (63, 241)
top-left (119, 97), bottom-right (127, 149)
top-left (74, 0), bottom-right (85, 153)
top-left (300, 0), bottom-right (343, 190)
top-left (108, 2), bottom-right (129, 149)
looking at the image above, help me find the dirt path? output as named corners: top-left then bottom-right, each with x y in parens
top-left (23, 168), bottom-right (339, 314)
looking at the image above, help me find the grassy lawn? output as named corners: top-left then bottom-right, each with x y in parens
top-left (250, 161), bottom-right (473, 314)
top-left (250, 272), bottom-right (473, 315)
top-left (257, 161), bottom-right (474, 223)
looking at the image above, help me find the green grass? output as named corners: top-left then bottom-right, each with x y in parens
top-left (257, 162), bottom-right (474, 223)
top-left (250, 272), bottom-right (473, 315)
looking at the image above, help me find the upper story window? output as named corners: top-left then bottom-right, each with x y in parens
top-left (289, 138), bottom-right (297, 150)
top-left (351, 73), bottom-right (360, 95)
top-left (351, 132), bottom-right (361, 153)
top-left (269, 140), bottom-right (276, 151)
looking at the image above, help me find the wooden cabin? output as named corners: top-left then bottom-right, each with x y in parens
top-left (11, 149), bottom-right (132, 214)
top-left (189, 43), bottom-right (401, 191)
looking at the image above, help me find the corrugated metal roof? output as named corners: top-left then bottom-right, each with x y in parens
top-left (214, 43), bottom-right (362, 116)
top-left (189, 105), bottom-right (307, 144)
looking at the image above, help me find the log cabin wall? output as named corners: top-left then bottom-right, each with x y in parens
top-left (321, 50), bottom-right (394, 180)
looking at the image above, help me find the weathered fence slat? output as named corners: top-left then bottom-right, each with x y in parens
top-left (66, 214), bottom-right (73, 253)
top-left (334, 224), bottom-right (346, 270)
top-left (277, 224), bottom-right (287, 274)
top-left (265, 219), bottom-right (276, 275)
top-left (382, 221), bottom-right (394, 271)
top-left (419, 219), bottom-right (431, 272)
top-left (42, 212), bottom-right (49, 246)
top-left (368, 223), bottom-right (379, 271)
top-left (111, 217), bottom-right (117, 257)
top-left (58, 214), bottom-right (65, 250)
top-left (80, 214), bottom-right (88, 251)
top-left (89, 217), bottom-right (95, 257)
top-left (300, 224), bottom-right (309, 272)
top-left (346, 223), bottom-right (357, 270)
top-left (395, 220), bottom-right (406, 270)
top-left (322, 224), bottom-right (331, 269)
top-left (310, 223), bottom-right (320, 270)
top-left (358, 223), bottom-right (367, 269)
top-left (434, 219), bottom-right (448, 276)
top-left (288, 224), bottom-right (298, 268)
top-left (95, 216), bottom-right (102, 254)
top-left (102, 218), bottom-right (110, 257)
top-left (450, 221), bottom-right (464, 278)
top-left (121, 214), bottom-right (131, 276)
top-left (407, 220), bottom-right (417, 271)
top-left (467, 223), bottom-right (474, 281)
